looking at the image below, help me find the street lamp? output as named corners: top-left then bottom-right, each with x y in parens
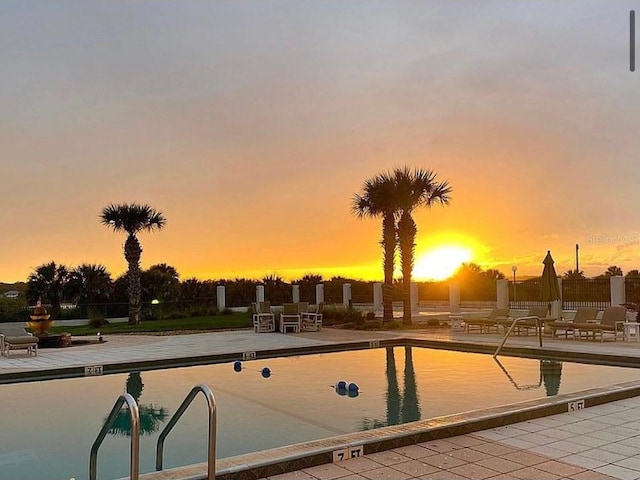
top-left (512, 266), bottom-right (518, 304)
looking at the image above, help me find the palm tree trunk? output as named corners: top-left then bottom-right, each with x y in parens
top-left (124, 234), bottom-right (143, 325)
top-left (398, 212), bottom-right (417, 325)
top-left (382, 214), bottom-right (396, 324)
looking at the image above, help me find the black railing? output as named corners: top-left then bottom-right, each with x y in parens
top-left (562, 278), bottom-right (610, 309)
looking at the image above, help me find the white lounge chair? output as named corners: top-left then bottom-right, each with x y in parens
top-left (0, 324), bottom-right (39, 357)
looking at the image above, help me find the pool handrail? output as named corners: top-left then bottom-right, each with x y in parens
top-left (494, 315), bottom-right (543, 357)
top-left (89, 393), bottom-right (140, 480)
top-left (156, 383), bottom-right (217, 480)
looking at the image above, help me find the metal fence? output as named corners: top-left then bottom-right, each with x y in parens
top-left (510, 278), bottom-right (611, 310)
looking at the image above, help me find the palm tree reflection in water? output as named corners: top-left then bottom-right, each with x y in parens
top-left (107, 372), bottom-right (169, 437)
top-left (361, 347), bottom-right (421, 430)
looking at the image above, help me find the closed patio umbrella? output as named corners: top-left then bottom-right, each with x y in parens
top-left (541, 250), bottom-right (561, 307)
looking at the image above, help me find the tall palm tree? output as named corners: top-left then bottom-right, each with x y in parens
top-left (100, 203), bottom-right (166, 325)
top-left (352, 172), bottom-right (398, 324)
top-left (393, 167), bottom-right (451, 325)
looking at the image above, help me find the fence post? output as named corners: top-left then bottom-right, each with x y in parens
top-left (216, 286), bottom-right (226, 311)
top-left (343, 283), bottom-right (352, 307)
top-left (292, 285), bottom-right (300, 303)
top-left (316, 284), bottom-right (324, 305)
top-left (497, 279), bottom-right (509, 309)
top-left (449, 283), bottom-right (460, 313)
top-left (373, 282), bottom-right (383, 313)
top-left (256, 285), bottom-right (265, 303)
top-left (411, 283), bottom-right (418, 313)
top-left (610, 276), bottom-right (625, 306)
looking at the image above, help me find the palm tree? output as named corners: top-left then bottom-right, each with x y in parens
top-left (393, 167), bottom-right (451, 325)
top-left (100, 203), bottom-right (166, 325)
top-left (27, 261), bottom-right (70, 317)
top-left (352, 171), bottom-right (397, 324)
top-left (66, 263), bottom-right (113, 305)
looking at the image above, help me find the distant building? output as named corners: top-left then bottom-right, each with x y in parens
top-left (3, 290), bottom-right (20, 299)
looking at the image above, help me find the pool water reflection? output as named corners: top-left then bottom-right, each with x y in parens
top-left (1, 346), bottom-right (639, 480)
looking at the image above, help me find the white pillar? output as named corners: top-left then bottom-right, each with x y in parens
top-left (373, 282), bottom-right (383, 313)
top-left (610, 275), bottom-right (625, 307)
top-left (411, 283), bottom-right (418, 313)
top-left (292, 285), bottom-right (300, 303)
top-left (449, 283), bottom-right (460, 313)
top-left (343, 283), bottom-right (352, 307)
top-left (216, 286), bottom-right (226, 311)
top-left (497, 279), bottom-right (509, 310)
top-left (552, 277), bottom-right (563, 319)
top-left (316, 284), bottom-right (324, 304)
top-left (256, 285), bottom-right (265, 303)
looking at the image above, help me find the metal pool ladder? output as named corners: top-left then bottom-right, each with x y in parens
top-left (156, 383), bottom-right (217, 480)
top-left (89, 384), bottom-right (217, 480)
top-left (494, 316), bottom-right (543, 358)
top-left (89, 393), bottom-right (140, 480)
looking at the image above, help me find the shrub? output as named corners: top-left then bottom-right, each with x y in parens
top-left (88, 308), bottom-right (109, 328)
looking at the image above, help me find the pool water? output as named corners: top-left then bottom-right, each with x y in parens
top-left (1, 346), bottom-right (639, 480)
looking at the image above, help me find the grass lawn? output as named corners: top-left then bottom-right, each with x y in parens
top-left (49, 312), bottom-right (252, 336)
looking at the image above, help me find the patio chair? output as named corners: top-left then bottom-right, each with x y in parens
top-left (280, 303), bottom-right (301, 333)
top-left (253, 301), bottom-right (275, 333)
top-left (301, 302), bottom-right (324, 331)
top-left (0, 324), bottom-right (39, 357)
top-left (573, 306), bottom-right (628, 342)
top-left (464, 308), bottom-right (509, 333)
top-left (297, 302), bottom-right (309, 315)
top-left (547, 307), bottom-right (599, 339)
top-left (499, 306), bottom-right (554, 336)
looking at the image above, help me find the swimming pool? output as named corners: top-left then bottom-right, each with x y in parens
top-left (1, 346), bottom-right (639, 480)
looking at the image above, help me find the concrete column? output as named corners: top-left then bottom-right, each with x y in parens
top-left (610, 275), bottom-right (625, 306)
top-left (316, 284), bottom-right (324, 304)
top-left (497, 279), bottom-right (509, 310)
top-left (552, 277), bottom-right (563, 319)
top-left (256, 285), bottom-right (265, 303)
top-left (373, 282), bottom-right (383, 313)
top-left (292, 285), bottom-right (300, 303)
top-left (343, 283), bottom-right (352, 307)
top-left (216, 286), bottom-right (226, 311)
top-left (411, 283), bottom-right (418, 313)
top-left (449, 283), bottom-right (460, 313)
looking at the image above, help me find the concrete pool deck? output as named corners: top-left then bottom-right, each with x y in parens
top-left (2, 327), bottom-right (640, 480)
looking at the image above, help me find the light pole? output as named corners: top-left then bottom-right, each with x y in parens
top-left (512, 266), bottom-right (518, 304)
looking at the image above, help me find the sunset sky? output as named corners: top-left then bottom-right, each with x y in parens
top-left (2, 1), bottom-right (640, 283)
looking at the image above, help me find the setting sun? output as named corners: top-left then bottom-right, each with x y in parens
top-left (413, 246), bottom-right (473, 281)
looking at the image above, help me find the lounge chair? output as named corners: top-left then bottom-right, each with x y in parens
top-left (280, 303), bottom-right (301, 333)
top-left (0, 324), bottom-right (39, 357)
top-left (253, 301), bottom-right (275, 333)
top-left (301, 302), bottom-right (323, 331)
top-left (499, 306), bottom-right (554, 336)
top-left (464, 308), bottom-right (509, 333)
top-left (573, 306), bottom-right (628, 341)
top-left (547, 307), bottom-right (599, 339)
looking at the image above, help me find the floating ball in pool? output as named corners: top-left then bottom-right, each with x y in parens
top-left (233, 361), bottom-right (242, 372)
top-left (261, 367), bottom-right (271, 378)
